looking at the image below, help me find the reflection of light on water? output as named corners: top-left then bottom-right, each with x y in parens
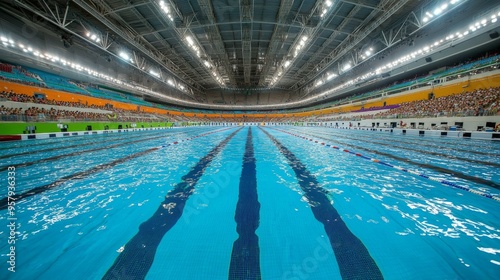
top-left (381, 198), bottom-right (500, 239)
top-left (458, 258), bottom-right (470, 267)
top-left (463, 205), bottom-right (488, 214)
top-left (477, 247), bottom-right (500, 255)
top-left (163, 202), bottom-right (176, 214)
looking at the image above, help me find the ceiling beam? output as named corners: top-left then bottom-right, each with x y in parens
top-left (104, 1), bottom-right (150, 15)
top-left (241, 0), bottom-right (253, 85)
top-left (257, 0), bottom-right (295, 86)
top-left (267, 0), bottom-right (342, 87)
top-left (197, 0), bottom-right (237, 86)
top-left (139, 19), bottom-right (353, 37)
top-left (340, 0), bottom-right (381, 10)
top-left (291, 0), bottom-right (412, 91)
top-left (71, 0), bottom-right (206, 93)
top-left (286, 4), bottom-right (362, 85)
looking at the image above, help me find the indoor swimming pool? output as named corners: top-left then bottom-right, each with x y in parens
top-left (0, 126), bottom-right (499, 279)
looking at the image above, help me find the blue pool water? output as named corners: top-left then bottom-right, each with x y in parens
top-left (0, 126), bottom-right (499, 279)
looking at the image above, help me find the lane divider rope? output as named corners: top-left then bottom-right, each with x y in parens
top-left (271, 127), bottom-right (500, 202)
top-left (160, 127), bottom-right (234, 148)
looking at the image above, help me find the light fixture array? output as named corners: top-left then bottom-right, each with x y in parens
top-left (320, 0), bottom-right (334, 18)
top-left (314, 47), bottom-right (373, 89)
top-left (269, 35), bottom-right (310, 87)
top-left (85, 32), bottom-right (100, 43)
top-left (0, 33), bottom-right (193, 95)
top-left (310, 7), bottom-right (500, 99)
top-left (158, 1), bottom-right (225, 87)
top-left (159, 1), bottom-right (175, 21)
top-left (422, 0), bottom-right (460, 23)
top-left (185, 35), bottom-right (225, 86)
top-left (269, 0), bottom-right (335, 87)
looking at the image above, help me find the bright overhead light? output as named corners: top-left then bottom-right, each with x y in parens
top-left (159, 1), bottom-right (175, 21)
top-left (342, 63), bottom-right (351, 71)
top-left (327, 73), bottom-right (337, 80)
top-left (149, 69), bottom-right (160, 77)
top-left (119, 52), bottom-right (130, 61)
top-left (186, 36), bottom-right (194, 46)
top-left (284, 60), bottom-right (291, 68)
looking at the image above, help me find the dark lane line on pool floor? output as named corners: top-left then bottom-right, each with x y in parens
top-left (259, 127), bottom-right (384, 280)
top-left (0, 129), bottom-right (171, 151)
top-left (285, 128), bottom-right (500, 191)
top-left (0, 131), bottom-right (188, 160)
top-left (0, 147), bottom-right (160, 210)
top-left (0, 126), bottom-right (224, 171)
top-left (229, 127), bottom-right (261, 280)
top-left (308, 130), bottom-right (500, 167)
top-left (0, 134), bottom-right (168, 172)
top-left (0, 128), bottom-right (235, 209)
top-left (102, 128), bottom-right (242, 280)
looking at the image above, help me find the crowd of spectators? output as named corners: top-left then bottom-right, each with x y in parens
top-left (375, 87), bottom-right (500, 119)
top-left (0, 90), bottom-right (106, 109)
top-left (0, 89), bottom-right (168, 122)
top-left (305, 87), bottom-right (500, 123)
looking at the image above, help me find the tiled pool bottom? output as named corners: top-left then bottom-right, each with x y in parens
top-left (1, 126), bottom-right (499, 279)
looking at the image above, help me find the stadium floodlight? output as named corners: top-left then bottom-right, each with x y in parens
top-left (342, 63), bottom-right (351, 72)
top-left (270, 34), bottom-right (310, 86)
top-left (186, 36), bottom-right (194, 46)
top-left (86, 31), bottom-right (101, 43)
top-left (149, 69), bottom-right (160, 78)
top-left (321, 0), bottom-right (335, 18)
top-left (159, 1), bottom-right (175, 21)
top-left (326, 73), bottom-right (337, 80)
top-left (119, 51), bottom-right (131, 62)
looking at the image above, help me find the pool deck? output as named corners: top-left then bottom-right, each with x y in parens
top-left (0, 126), bottom-right (173, 141)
